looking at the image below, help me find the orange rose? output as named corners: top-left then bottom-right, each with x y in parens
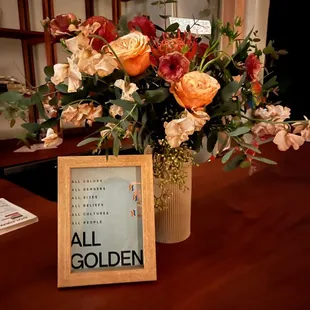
top-left (170, 71), bottom-right (220, 109)
top-left (110, 31), bottom-right (151, 76)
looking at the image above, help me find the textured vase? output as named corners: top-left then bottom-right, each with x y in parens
top-left (154, 165), bottom-right (192, 244)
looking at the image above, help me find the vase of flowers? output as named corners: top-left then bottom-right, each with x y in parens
top-left (1, 5), bottom-right (309, 244)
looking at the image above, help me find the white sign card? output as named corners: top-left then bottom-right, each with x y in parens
top-left (169, 17), bottom-right (212, 35)
top-left (57, 155), bottom-right (156, 288)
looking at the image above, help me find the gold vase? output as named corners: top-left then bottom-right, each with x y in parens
top-left (154, 165), bottom-right (192, 244)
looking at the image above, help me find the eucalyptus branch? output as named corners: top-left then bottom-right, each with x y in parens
top-left (61, 98), bottom-right (101, 107)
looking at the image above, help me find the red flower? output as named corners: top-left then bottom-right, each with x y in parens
top-left (158, 52), bottom-right (190, 83)
top-left (82, 16), bottom-right (117, 51)
top-left (128, 16), bottom-right (156, 39)
top-left (198, 43), bottom-right (209, 58)
top-left (151, 30), bottom-right (198, 66)
top-left (245, 53), bottom-right (262, 81)
top-left (43, 13), bottom-right (78, 40)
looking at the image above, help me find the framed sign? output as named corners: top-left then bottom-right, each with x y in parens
top-left (57, 155), bottom-right (156, 288)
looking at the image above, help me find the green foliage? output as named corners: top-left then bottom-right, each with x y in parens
top-left (145, 88), bottom-right (170, 104)
top-left (228, 126), bottom-right (251, 137)
top-left (77, 137), bottom-right (101, 147)
top-left (165, 22), bottom-right (179, 32)
top-left (223, 154), bottom-right (246, 171)
top-left (21, 122), bottom-right (41, 133)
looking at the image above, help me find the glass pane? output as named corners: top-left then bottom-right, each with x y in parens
top-left (29, 0), bottom-right (43, 31)
top-left (94, 0), bottom-right (113, 20)
top-left (54, 0), bottom-right (86, 20)
top-left (71, 166), bottom-right (143, 272)
top-left (0, 0), bottom-right (19, 29)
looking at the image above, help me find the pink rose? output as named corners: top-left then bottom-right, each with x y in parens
top-left (128, 16), bottom-right (156, 39)
top-left (158, 52), bottom-right (190, 83)
top-left (245, 53), bottom-right (262, 81)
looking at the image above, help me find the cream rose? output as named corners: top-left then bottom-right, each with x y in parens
top-left (110, 31), bottom-right (151, 76)
top-left (42, 128), bottom-right (63, 148)
top-left (170, 71), bottom-right (220, 110)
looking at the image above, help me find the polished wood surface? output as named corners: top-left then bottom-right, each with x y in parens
top-left (0, 137), bottom-right (133, 169)
top-left (0, 144), bottom-right (309, 310)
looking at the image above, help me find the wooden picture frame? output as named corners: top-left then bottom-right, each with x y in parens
top-left (57, 154), bottom-right (156, 288)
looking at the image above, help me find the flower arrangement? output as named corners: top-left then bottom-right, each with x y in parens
top-left (0, 6), bottom-right (309, 209)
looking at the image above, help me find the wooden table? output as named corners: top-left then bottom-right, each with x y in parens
top-left (1, 144), bottom-right (310, 310)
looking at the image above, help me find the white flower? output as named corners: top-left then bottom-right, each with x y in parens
top-left (42, 128), bottom-right (63, 148)
top-left (51, 57), bottom-right (82, 93)
top-left (114, 79), bottom-right (139, 102)
top-left (251, 122), bottom-right (281, 137)
top-left (293, 117), bottom-right (310, 142)
top-left (65, 34), bottom-right (90, 54)
top-left (185, 109), bottom-right (210, 131)
top-left (164, 117), bottom-right (195, 148)
top-left (273, 130), bottom-right (305, 151)
top-left (109, 104), bottom-right (124, 118)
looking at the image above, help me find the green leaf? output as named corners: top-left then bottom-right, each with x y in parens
top-left (31, 93), bottom-right (48, 120)
top-left (0, 91), bottom-right (23, 103)
top-left (142, 112), bottom-right (148, 126)
top-left (132, 131), bottom-right (139, 150)
top-left (130, 107), bottom-right (139, 122)
top-left (220, 81), bottom-right (239, 102)
top-left (19, 98), bottom-right (34, 107)
top-left (145, 88), bottom-right (170, 103)
top-left (95, 116), bottom-right (118, 124)
top-left (228, 126), bottom-right (251, 137)
top-left (112, 132), bottom-right (121, 157)
top-left (263, 40), bottom-right (275, 55)
top-left (132, 92), bottom-right (143, 105)
top-left (165, 0), bottom-right (177, 3)
top-left (40, 118), bottom-right (59, 129)
top-left (21, 122), bottom-right (41, 133)
top-left (118, 15), bottom-right (130, 36)
top-left (223, 154), bottom-right (246, 171)
top-left (49, 96), bottom-right (58, 106)
top-left (44, 66), bottom-right (54, 78)
top-left (155, 24), bottom-right (165, 32)
top-left (233, 27), bottom-right (253, 58)
top-left (240, 160), bottom-right (251, 168)
top-left (251, 156), bottom-right (277, 165)
top-left (165, 22), bottom-right (179, 32)
top-left (221, 148), bottom-right (235, 164)
top-left (55, 84), bottom-right (68, 93)
top-left (38, 84), bottom-right (49, 96)
top-left (277, 49), bottom-right (288, 56)
top-left (207, 131), bottom-right (218, 153)
top-left (10, 119), bottom-right (16, 128)
top-left (93, 73), bottom-right (99, 86)
top-left (110, 99), bottom-right (134, 111)
top-left (240, 142), bottom-right (261, 154)
top-left (77, 137), bottom-right (101, 147)
top-left (262, 76), bottom-right (278, 90)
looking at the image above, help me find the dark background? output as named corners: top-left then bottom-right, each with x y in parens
top-left (266, 0), bottom-right (307, 119)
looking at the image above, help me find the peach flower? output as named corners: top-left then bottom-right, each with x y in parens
top-left (42, 128), bottom-right (63, 147)
top-left (110, 31), bottom-right (151, 76)
top-left (273, 130), bottom-right (305, 151)
top-left (170, 71), bottom-right (220, 109)
top-left (251, 122), bottom-right (282, 137)
top-left (109, 104), bottom-right (124, 118)
top-left (185, 109), bottom-right (210, 131)
top-left (293, 118), bottom-right (310, 142)
top-left (86, 104), bottom-right (103, 126)
top-left (114, 79), bottom-right (139, 102)
top-left (255, 105), bottom-right (291, 121)
top-left (164, 117), bottom-right (195, 148)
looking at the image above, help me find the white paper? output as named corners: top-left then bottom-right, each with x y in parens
top-left (169, 17), bottom-right (212, 35)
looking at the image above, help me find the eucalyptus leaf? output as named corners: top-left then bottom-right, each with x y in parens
top-left (95, 116), bottom-right (118, 124)
top-left (38, 84), bottom-right (49, 96)
top-left (207, 130), bottom-right (218, 153)
top-left (220, 81), bottom-right (239, 103)
top-left (19, 98), bottom-right (34, 107)
top-left (165, 0), bottom-right (177, 3)
top-left (21, 122), bottom-right (41, 133)
top-left (10, 119), bottom-right (16, 128)
top-left (131, 107), bottom-right (139, 121)
top-left (145, 88), bottom-right (170, 103)
top-left (49, 96), bottom-right (58, 106)
top-left (262, 76), bottom-right (278, 90)
top-left (155, 24), bottom-right (165, 32)
top-left (251, 156), bottom-right (277, 165)
top-left (77, 137), bottom-right (101, 147)
top-left (228, 126), bottom-right (251, 137)
top-left (31, 93), bottom-right (48, 120)
top-left (112, 132), bottom-right (121, 157)
top-left (232, 27), bottom-right (253, 58)
top-left (0, 91), bottom-right (23, 103)
top-left (132, 92), bottom-right (143, 105)
top-left (223, 154), bottom-right (246, 171)
top-left (221, 148), bottom-right (235, 164)
top-left (44, 66), bottom-right (54, 78)
top-left (40, 118), bottom-right (59, 129)
top-left (132, 131), bottom-right (139, 150)
top-left (142, 112), bottom-right (148, 126)
top-left (240, 161), bottom-right (251, 168)
top-left (110, 99), bottom-right (135, 111)
top-left (55, 84), bottom-right (68, 93)
top-left (240, 142), bottom-right (261, 154)
top-left (165, 22), bottom-right (179, 32)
